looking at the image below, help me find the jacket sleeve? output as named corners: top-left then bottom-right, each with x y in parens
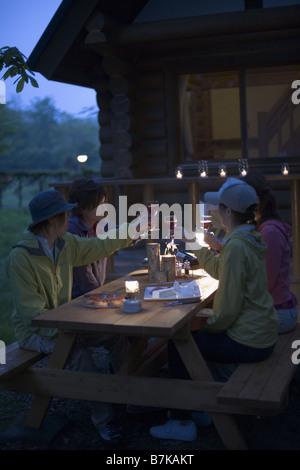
top-left (72, 260), bottom-right (105, 295)
top-left (6, 251), bottom-right (50, 332)
top-left (204, 240), bottom-right (246, 333)
top-left (68, 222), bottom-right (134, 267)
top-left (193, 246), bottom-right (221, 279)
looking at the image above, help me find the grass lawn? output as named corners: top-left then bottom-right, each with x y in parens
top-left (0, 208), bottom-right (31, 345)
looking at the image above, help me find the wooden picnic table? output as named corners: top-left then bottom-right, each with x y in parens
top-left (19, 268), bottom-right (252, 450)
top-left (1, 268), bottom-right (299, 450)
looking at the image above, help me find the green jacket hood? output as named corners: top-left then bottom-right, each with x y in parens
top-left (13, 230), bottom-right (66, 255)
top-left (224, 224), bottom-right (266, 261)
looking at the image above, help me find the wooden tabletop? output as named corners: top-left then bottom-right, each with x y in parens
top-left (32, 269), bottom-right (218, 338)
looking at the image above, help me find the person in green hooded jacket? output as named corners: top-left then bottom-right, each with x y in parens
top-left (150, 178), bottom-right (278, 443)
top-left (6, 189), bottom-right (147, 447)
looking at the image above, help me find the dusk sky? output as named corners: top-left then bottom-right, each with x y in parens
top-left (1, 0), bottom-right (97, 116)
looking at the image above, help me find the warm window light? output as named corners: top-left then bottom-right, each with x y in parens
top-left (198, 160), bottom-right (208, 178)
top-left (219, 164), bottom-right (227, 177)
top-left (0, 80), bottom-right (6, 104)
top-left (281, 163), bottom-right (289, 176)
top-left (175, 166), bottom-right (183, 178)
top-left (77, 154), bottom-right (88, 163)
top-left (238, 158), bottom-right (248, 177)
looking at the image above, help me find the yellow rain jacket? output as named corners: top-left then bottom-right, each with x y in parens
top-left (6, 226), bottom-right (133, 343)
top-left (194, 224), bottom-right (278, 349)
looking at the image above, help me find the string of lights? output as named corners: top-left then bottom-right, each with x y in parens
top-left (175, 159), bottom-right (290, 179)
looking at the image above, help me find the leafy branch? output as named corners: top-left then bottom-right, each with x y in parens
top-left (0, 46), bottom-right (39, 92)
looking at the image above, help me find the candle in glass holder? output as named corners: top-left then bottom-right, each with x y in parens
top-left (125, 279), bottom-right (140, 299)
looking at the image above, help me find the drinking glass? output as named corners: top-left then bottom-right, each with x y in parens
top-left (164, 214), bottom-right (177, 241)
top-left (146, 200), bottom-right (159, 233)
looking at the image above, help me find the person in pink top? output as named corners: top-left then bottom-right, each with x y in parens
top-left (242, 173), bottom-right (298, 333)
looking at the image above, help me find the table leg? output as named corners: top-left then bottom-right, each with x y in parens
top-left (24, 332), bottom-right (76, 428)
top-left (173, 329), bottom-right (247, 450)
top-left (118, 337), bottom-right (148, 375)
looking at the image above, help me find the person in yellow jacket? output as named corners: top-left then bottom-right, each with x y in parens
top-left (6, 189), bottom-right (146, 447)
top-left (150, 178), bottom-right (278, 443)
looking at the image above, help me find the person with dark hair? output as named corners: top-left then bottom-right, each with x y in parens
top-left (149, 178), bottom-right (278, 442)
top-left (68, 178), bottom-right (109, 298)
top-left (242, 172), bottom-right (298, 333)
top-left (6, 189), bottom-right (147, 446)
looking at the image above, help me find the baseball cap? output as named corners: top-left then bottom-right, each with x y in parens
top-left (204, 177), bottom-right (258, 213)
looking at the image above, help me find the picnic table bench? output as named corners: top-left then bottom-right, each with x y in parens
top-left (0, 303), bottom-right (299, 449)
top-left (0, 341), bottom-right (45, 382)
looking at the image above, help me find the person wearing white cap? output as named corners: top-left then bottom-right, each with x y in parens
top-left (149, 178), bottom-right (278, 442)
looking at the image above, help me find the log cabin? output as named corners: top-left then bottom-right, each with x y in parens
top-left (27, 0), bottom-right (300, 298)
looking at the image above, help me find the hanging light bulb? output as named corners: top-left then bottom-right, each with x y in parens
top-left (219, 164), bottom-right (227, 177)
top-left (175, 166), bottom-right (183, 178)
top-left (238, 158), bottom-right (248, 177)
top-left (198, 160), bottom-right (208, 178)
top-left (281, 163), bottom-right (289, 176)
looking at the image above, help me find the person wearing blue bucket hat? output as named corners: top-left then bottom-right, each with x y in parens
top-left (27, 189), bottom-right (77, 230)
top-left (6, 188), bottom-right (147, 446)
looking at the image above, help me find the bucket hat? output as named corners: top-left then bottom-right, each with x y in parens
top-left (204, 177), bottom-right (257, 213)
top-left (28, 190), bottom-right (77, 229)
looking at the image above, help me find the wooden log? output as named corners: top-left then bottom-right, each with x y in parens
top-left (140, 122), bottom-right (166, 139)
top-left (139, 105), bottom-right (165, 123)
top-left (113, 149), bottom-right (133, 168)
top-left (99, 142), bottom-right (114, 160)
top-left (114, 167), bottom-right (133, 178)
top-left (85, 11), bottom-right (116, 32)
top-left (90, 62), bottom-right (105, 76)
top-left (109, 76), bottom-right (135, 95)
top-left (99, 126), bottom-right (113, 143)
top-left (111, 113), bottom-right (137, 132)
top-left (85, 30), bottom-right (107, 45)
top-left (137, 88), bottom-right (165, 105)
top-left (138, 72), bottom-right (164, 89)
top-left (98, 108), bottom-right (112, 126)
top-left (161, 255), bottom-right (176, 282)
top-left (112, 131), bottom-right (132, 150)
top-left (154, 270), bottom-right (168, 283)
top-left (111, 94), bottom-right (132, 114)
top-left (90, 76), bottom-right (110, 93)
top-left (146, 243), bottom-right (161, 283)
top-left (113, 7), bottom-right (300, 44)
top-left (100, 160), bottom-right (115, 177)
top-left (139, 157), bottom-right (168, 176)
top-left (139, 139), bottom-right (167, 158)
top-left (103, 56), bottom-right (135, 77)
top-left (97, 91), bottom-right (112, 109)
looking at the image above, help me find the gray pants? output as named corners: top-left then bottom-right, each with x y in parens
top-left (20, 333), bottom-right (130, 429)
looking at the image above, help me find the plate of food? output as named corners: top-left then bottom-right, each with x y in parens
top-left (84, 293), bottom-right (125, 308)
